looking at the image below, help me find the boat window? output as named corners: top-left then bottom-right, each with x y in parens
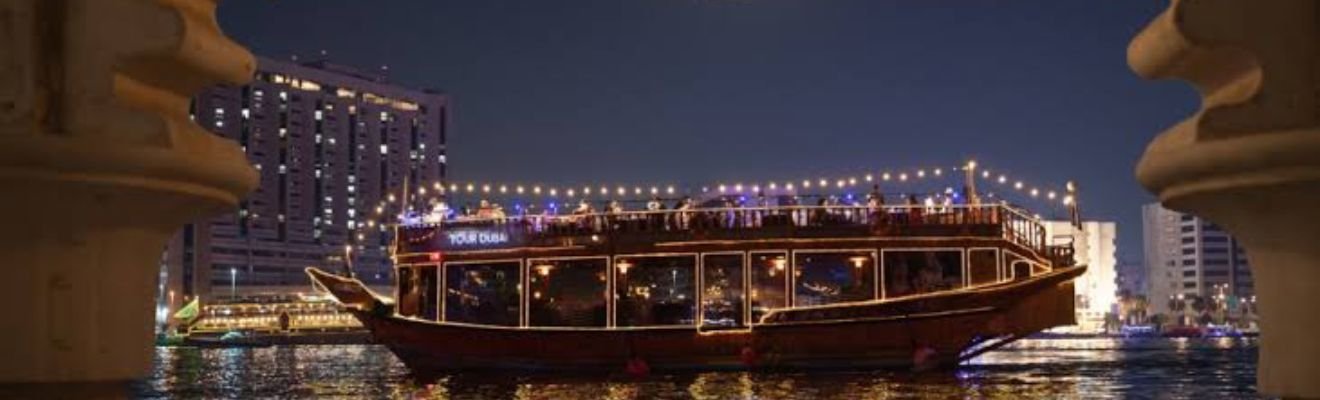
top-left (882, 250), bottom-right (964, 298)
top-left (1012, 261), bottom-right (1033, 280)
top-left (397, 266), bottom-right (420, 318)
top-left (968, 249), bottom-right (999, 287)
top-left (792, 251), bottom-right (876, 307)
top-left (614, 255), bottom-right (697, 327)
top-left (443, 261), bottom-right (521, 326)
top-left (527, 258), bottom-right (608, 327)
top-left (419, 265), bottom-right (440, 321)
top-left (700, 254), bottom-right (745, 329)
top-left (749, 251), bottom-right (789, 323)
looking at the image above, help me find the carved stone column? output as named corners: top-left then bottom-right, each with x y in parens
top-left (1128, 0), bottom-right (1320, 397)
top-left (0, 0), bottom-right (255, 397)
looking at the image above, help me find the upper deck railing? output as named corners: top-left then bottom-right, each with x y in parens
top-left (398, 204), bottom-right (1063, 263)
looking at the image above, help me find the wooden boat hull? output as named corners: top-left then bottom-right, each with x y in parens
top-left (308, 266), bottom-right (1082, 372)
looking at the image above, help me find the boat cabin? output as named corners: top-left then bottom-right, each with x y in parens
top-left (388, 203), bottom-right (1075, 331)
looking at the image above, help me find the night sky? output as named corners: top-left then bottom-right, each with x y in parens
top-left (218, 1), bottom-right (1198, 261)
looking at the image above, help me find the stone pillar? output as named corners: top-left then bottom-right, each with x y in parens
top-left (0, 0), bottom-right (255, 397)
top-left (1128, 1), bottom-right (1320, 397)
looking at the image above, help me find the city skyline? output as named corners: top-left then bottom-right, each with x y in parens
top-left (215, 1), bottom-right (1197, 260)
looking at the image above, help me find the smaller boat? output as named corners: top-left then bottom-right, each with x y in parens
top-left (183, 331), bottom-right (274, 348)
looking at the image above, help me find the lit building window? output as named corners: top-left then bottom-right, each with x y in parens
top-left (241, 108), bottom-right (250, 119)
top-left (314, 110), bottom-right (323, 121)
top-left (253, 164), bottom-right (262, 170)
top-left (278, 164), bottom-right (287, 174)
top-left (327, 138), bottom-right (336, 146)
top-left (315, 134), bottom-right (322, 144)
top-left (347, 185), bottom-right (356, 193)
top-left (214, 108), bottom-right (225, 115)
top-left (279, 128), bottom-right (287, 138)
top-left (214, 120), bottom-right (224, 128)
top-left (380, 144), bottom-right (388, 155)
top-left (279, 91), bottom-right (288, 101)
top-left (380, 111), bottom-right (389, 122)
top-left (347, 209), bottom-right (356, 218)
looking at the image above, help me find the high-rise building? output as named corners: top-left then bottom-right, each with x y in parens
top-left (1043, 220), bottom-right (1118, 332)
top-left (163, 57), bottom-right (449, 302)
top-left (1142, 203), bottom-right (1253, 316)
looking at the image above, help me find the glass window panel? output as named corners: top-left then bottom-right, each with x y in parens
top-left (968, 249), bottom-right (999, 286)
top-left (420, 266), bottom-right (439, 321)
top-left (528, 258), bottom-right (608, 327)
top-left (397, 267), bottom-right (419, 317)
top-left (444, 261), bottom-right (521, 326)
top-left (701, 254), bottom-right (745, 328)
top-left (793, 251), bottom-right (876, 306)
top-left (615, 256), bottom-right (696, 327)
top-left (749, 252), bottom-right (788, 323)
top-left (882, 250), bottom-right (964, 298)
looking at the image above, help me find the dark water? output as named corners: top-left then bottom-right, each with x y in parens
top-left (134, 337), bottom-right (1262, 399)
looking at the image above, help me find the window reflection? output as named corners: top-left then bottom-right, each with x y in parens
top-left (968, 249), bottom-right (999, 286)
top-left (882, 250), bottom-right (964, 298)
top-left (528, 258), bottom-right (607, 327)
top-left (701, 254), bottom-right (745, 328)
top-left (750, 252), bottom-right (788, 322)
top-left (615, 256), bottom-right (696, 326)
top-left (444, 262), bottom-right (521, 326)
top-left (793, 251), bottom-right (876, 306)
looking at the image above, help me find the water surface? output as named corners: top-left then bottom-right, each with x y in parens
top-left (134, 337), bottom-right (1261, 399)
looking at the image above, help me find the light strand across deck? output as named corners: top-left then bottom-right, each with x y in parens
top-left (325, 160), bottom-right (1080, 252)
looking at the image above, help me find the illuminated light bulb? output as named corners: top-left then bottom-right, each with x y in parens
top-left (836, 180), bottom-right (845, 188)
top-left (516, 186), bottom-right (525, 194)
top-left (1014, 181), bottom-right (1023, 190)
top-left (1063, 195), bottom-right (1074, 205)
top-left (819, 179), bottom-right (828, 187)
top-left (899, 173), bottom-right (908, 181)
top-left (997, 175), bottom-right (1006, 184)
top-left (567, 189), bottom-right (575, 197)
top-left (882, 173), bottom-right (891, 181)
top-left (786, 183), bottom-right (795, 191)
top-left (803, 180), bottom-right (812, 188)
top-left (752, 185), bottom-right (760, 193)
top-left (600, 186), bottom-right (608, 195)
top-left (650, 187), bottom-right (658, 195)
top-left (1047, 191), bottom-right (1057, 200)
top-left (719, 184), bottom-right (727, 193)
top-left (549, 189), bottom-right (558, 197)
top-left (617, 187), bottom-right (626, 196)
top-left (734, 184), bottom-right (743, 192)
top-left (584, 187), bottom-right (592, 195)
top-left (465, 183), bottom-right (474, 192)
top-left (848, 177), bottom-right (857, 185)
top-left (865, 174), bottom-right (874, 182)
top-left (982, 171), bottom-right (990, 179)
top-left (702, 187), bottom-right (709, 193)
top-left (1030, 188), bottom-right (1039, 197)
top-left (533, 186), bottom-right (542, 194)
top-left (967, 160), bottom-right (977, 170)
top-left (917, 170), bottom-right (926, 178)
top-left (934, 169), bottom-right (943, 176)
top-left (481, 184), bottom-right (490, 193)
top-left (499, 185), bottom-right (507, 194)
top-left (768, 183), bottom-right (777, 190)
top-left (666, 186), bottom-right (675, 194)
top-left (433, 182), bottom-right (442, 190)
top-left (450, 184), bottom-right (458, 192)
top-left (634, 187), bottom-right (641, 195)
top-left (1067, 181), bottom-right (1076, 192)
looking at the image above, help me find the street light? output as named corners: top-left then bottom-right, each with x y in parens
top-left (230, 267), bottom-right (237, 299)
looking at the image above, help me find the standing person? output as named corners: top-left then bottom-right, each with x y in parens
top-left (866, 184), bottom-right (884, 225)
top-left (674, 196), bottom-right (693, 230)
top-left (646, 196), bottom-right (664, 230)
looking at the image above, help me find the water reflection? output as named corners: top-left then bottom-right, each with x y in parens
top-left (134, 338), bottom-right (1260, 399)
